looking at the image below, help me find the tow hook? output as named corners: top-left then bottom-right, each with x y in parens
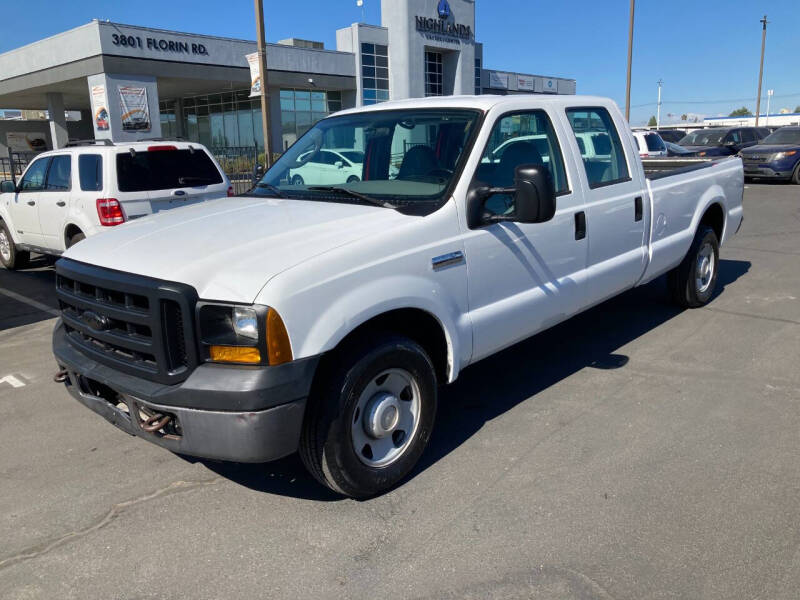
top-left (141, 413), bottom-right (172, 433)
top-left (53, 369), bottom-right (68, 383)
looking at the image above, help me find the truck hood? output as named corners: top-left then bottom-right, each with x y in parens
top-left (63, 196), bottom-right (414, 303)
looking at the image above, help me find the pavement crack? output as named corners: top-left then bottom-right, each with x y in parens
top-left (703, 306), bottom-right (800, 326)
top-left (0, 477), bottom-right (223, 571)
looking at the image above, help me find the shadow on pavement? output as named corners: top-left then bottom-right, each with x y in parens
top-left (192, 258), bottom-right (751, 501)
top-left (0, 257), bottom-right (59, 332)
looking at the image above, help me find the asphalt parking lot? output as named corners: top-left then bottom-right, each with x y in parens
top-left (0, 183), bottom-right (798, 599)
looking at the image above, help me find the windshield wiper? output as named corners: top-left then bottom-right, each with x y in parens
top-left (307, 186), bottom-right (398, 210)
top-left (255, 183), bottom-right (287, 198)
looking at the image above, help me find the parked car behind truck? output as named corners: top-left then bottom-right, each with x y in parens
top-left (0, 140), bottom-right (231, 270)
top-left (739, 126), bottom-right (800, 184)
top-left (52, 95), bottom-right (744, 498)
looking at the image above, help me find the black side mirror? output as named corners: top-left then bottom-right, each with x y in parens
top-left (467, 164), bottom-right (557, 228)
top-left (0, 180), bottom-right (16, 194)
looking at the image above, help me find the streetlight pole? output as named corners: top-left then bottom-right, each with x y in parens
top-left (656, 79), bottom-right (663, 129)
top-left (755, 15), bottom-right (767, 127)
top-left (255, 0), bottom-right (273, 168)
top-left (624, 0), bottom-right (635, 122)
top-left (766, 89), bottom-right (773, 126)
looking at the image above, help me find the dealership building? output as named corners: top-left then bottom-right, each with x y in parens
top-left (0, 0), bottom-right (575, 156)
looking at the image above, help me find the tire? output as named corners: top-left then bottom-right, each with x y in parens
top-left (792, 162), bottom-right (800, 185)
top-left (67, 232), bottom-right (85, 248)
top-left (291, 175), bottom-right (304, 186)
top-left (0, 221), bottom-right (29, 270)
top-left (299, 334), bottom-right (438, 498)
top-left (346, 175), bottom-right (360, 184)
top-left (668, 225), bottom-right (720, 308)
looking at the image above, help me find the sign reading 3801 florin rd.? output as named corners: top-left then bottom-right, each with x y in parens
top-left (111, 32), bottom-right (209, 55)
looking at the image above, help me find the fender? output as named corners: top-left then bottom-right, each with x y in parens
top-left (0, 198), bottom-right (21, 244)
top-left (270, 274), bottom-right (471, 384)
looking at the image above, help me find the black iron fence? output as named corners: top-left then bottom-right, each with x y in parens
top-left (208, 145), bottom-right (264, 195)
top-left (0, 152), bottom-right (39, 184)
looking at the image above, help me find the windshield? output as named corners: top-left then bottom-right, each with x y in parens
top-left (762, 128), bottom-right (800, 145)
top-left (252, 108), bottom-right (481, 208)
top-left (679, 129), bottom-right (727, 146)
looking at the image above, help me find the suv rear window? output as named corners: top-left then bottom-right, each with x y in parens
top-left (645, 133), bottom-right (666, 151)
top-left (116, 149), bottom-right (223, 192)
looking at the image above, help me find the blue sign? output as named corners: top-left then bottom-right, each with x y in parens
top-left (437, 0), bottom-right (451, 19)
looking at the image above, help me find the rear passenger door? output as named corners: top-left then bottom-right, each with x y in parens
top-left (564, 107), bottom-right (647, 305)
top-left (38, 154), bottom-right (73, 250)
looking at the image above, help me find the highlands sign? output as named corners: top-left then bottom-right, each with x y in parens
top-left (415, 0), bottom-right (473, 40)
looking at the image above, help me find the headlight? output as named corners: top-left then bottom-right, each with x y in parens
top-left (774, 150), bottom-right (797, 161)
top-left (197, 303), bottom-right (292, 366)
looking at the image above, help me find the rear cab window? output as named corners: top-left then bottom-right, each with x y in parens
top-left (644, 133), bottom-right (666, 152)
top-left (566, 107), bottom-right (631, 188)
top-left (116, 148), bottom-right (223, 192)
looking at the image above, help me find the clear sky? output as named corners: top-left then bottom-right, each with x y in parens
top-left (2, 0), bottom-right (798, 125)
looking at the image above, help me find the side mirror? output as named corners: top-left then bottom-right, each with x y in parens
top-left (335, 161), bottom-right (344, 169)
top-left (467, 164), bottom-right (556, 228)
top-left (0, 180), bottom-right (16, 194)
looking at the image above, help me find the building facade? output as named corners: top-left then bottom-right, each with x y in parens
top-left (0, 0), bottom-right (575, 156)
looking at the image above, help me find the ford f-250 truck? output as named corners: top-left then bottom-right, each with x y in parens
top-left (52, 95), bottom-right (744, 498)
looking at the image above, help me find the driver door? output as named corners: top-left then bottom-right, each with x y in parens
top-left (461, 109), bottom-right (588, 362)
top-left (10, 156), bottom-right (50, 246)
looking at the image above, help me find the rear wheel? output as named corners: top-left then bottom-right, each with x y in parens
top-left (299, 334), bottom-right (438, 498)
top-left (0, 221), bottom-right (29, 270)
top-left (668, 225), bottom-right (719, 308)
top-left (67, 232), bottom-right (85, 248)
top-left (346, 175), bottom-right (360, 183)
top-left (291, 175), bottom-right (304, 186)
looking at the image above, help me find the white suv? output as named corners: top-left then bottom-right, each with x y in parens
top-left (0, 140), bottom-right (232, 270)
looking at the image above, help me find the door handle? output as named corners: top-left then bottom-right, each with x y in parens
top-left (574, 211), bottom-right (586, 240)
top-left (26, 200), bottom-right (35, 206)
top-left (56, 201), bottom-right (66, 207)
top-left (634, 197), bottom-right (643, 222)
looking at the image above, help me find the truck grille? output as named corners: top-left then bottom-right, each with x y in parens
top-left (55, 259), bottom-right (198, 385)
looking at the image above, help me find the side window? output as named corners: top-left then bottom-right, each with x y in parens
top-left (566, 107), bottom-right (630, 188)
top-left (79, 155), bottom-right (103, 192)
top-left (19, 157), bottom-right (50, 191)
top-left (740, 129), bottom-right (755, 143)
top-left (45, 155), bottom-right (71, 191)
top-left (476, 110), bottom-right (569, 216)
top-left (319, 151), bottom-right (339, 166)
top-left (727, 130), bottom-right (742, 144)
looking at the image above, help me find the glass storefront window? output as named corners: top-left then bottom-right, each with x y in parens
top-left (361, 43), bottom-right (390, 105)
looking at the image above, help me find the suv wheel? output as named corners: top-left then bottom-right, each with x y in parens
top-left (792, 162), bottom-right (800, 185)
top-left (0, 221), bottom-right (29, 270)
top-left (299, 334), bottom-right (438, 498)
top-left (668, 225), bottom-right (720, 308)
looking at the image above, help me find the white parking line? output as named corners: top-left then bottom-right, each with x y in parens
top-left (0, 375), bottom-right (26, 388)
top-left (0, 287), bottom-right (60, 317)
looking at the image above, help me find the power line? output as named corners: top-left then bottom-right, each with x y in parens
top-left (629, 91), bottom-right (800, 109)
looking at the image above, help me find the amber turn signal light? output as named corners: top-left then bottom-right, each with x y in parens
top-left (209, 345), bottom-right (262, 364)
top-left (266, 308), bottom-right (293, 366)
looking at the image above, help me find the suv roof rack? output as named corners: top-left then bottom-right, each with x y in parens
top-left (136, 137), bottom-right (188, 142)
top-left (65, 139), bottom-right (115, 147)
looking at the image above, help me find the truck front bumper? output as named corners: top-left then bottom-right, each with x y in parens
top-left (53, 320), bottom-right (319, 463)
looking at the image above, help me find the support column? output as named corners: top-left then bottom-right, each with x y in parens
top-left (174, 98), bottom-right (185, 139)
top-left (46, 92), bottom-right (68, 149)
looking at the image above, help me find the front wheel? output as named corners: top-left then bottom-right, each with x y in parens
top-left (299, 335), bottom-right (438, 498)
top-left (668, 225), bottom-right (720, 308)
top-left (0, 221), bottom-right (29, 270)
top-left (346, 175), bottom-right (360, 183)
top-left (791, 162), bottom-right (800, 185)
top-left (291, 174), bottom-right (304, 186)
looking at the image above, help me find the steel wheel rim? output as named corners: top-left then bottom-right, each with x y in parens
top-left (0, 230), bottom-right (10, 261)
top-left (695, 242), bottom-right (715, 293)
top-left (350, 368), bottom-right (421, 468)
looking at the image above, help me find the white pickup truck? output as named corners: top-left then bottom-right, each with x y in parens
top-left (52, 95), bottom-right (743, 498)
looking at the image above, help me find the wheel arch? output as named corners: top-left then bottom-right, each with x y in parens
top-left (64, 223), bottom-right (84, 247)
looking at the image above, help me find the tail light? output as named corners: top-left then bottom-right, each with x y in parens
top-left (227, 186), bottom-right (234, 197)
top-left (96, 198), bottom-right (125, 226)
top-left (147, 145), bottom-right (178, 151)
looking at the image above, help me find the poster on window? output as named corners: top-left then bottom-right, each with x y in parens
top-left (118, 85), bottom-right (151, 132)
top-left (517, 76), bottom-right (534, 92)
top-left (488, 71), bottom-right (509, 89)
top-left (90, 84), bottom-right (110, 132)
top-left (6, 132), bottom-right (48, 153)
top-left (247, 52), bottom-right (261, 97)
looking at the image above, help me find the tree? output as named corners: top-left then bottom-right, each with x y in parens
top-left (729, 107), bottom-right (752, 117)
top-left (794, 106), bottom-right (800, 114)
top-left (681, 114), bottom-right (688, 121)
top-left (647, 115), bottom-right (657, 127)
